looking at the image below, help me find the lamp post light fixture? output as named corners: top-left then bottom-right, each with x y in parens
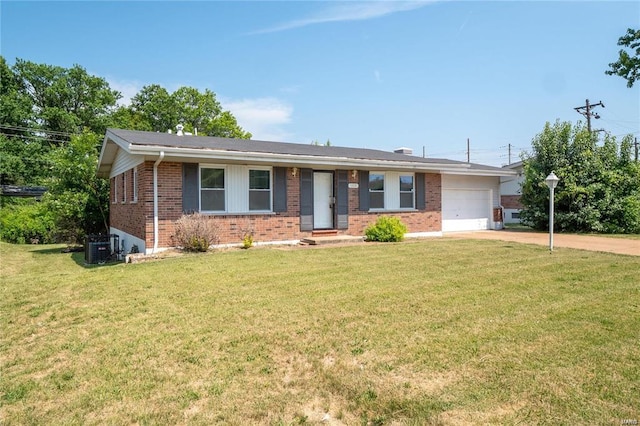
top-left (545, 172), bottom-right (560, 252)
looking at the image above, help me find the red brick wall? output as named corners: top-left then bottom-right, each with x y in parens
top-left (109, 164), bottom-right (147, 242)
top-left (110, 164), bottom-right (445, 249)
top-left (501, 194), bottom-right (522, 209)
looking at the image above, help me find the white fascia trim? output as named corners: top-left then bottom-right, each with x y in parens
top-left (442, 169), bottom-right (517, 177)
top-left (128, 145), bottom-right (476, 173)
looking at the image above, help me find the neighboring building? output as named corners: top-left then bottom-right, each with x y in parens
top-left (97, 128), bottom-right (516, 254)
top-left (500, 161), bottom-right (524, 224)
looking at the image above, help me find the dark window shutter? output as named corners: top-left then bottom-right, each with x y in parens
top-left (359, 170), bottom-right (369, 211)
top-left (273, 167), bottom-right (287, 212)
top-left (336, 170), bottom-right (349, 229)
top-left (416, 172), bottom-right (426, 210)
top-left (300, 168), bottom-right (313, 231)
top-left (182, 163), bottom-right (199, 213)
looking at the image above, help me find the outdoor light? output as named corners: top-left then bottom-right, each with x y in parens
top-left (352, 170), bottom-right (358, 179)
top-left (291, 167), bottom-right (298, 177)
top-left (545, 172), bottom-right (560, 252)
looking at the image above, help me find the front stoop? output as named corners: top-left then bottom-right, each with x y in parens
top-left (300, 235), bottom-right (365, 245)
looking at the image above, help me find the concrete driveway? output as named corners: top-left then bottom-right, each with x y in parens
top-left (446, 230), bottom-right (640, 256)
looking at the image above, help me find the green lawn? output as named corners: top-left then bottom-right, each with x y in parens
top-left (1, 240), bottom-right (639, 425)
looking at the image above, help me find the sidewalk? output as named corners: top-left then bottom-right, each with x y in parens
top-left (446, 230), bottom-right (640, 256)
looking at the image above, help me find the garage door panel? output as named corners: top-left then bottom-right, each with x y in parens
top-left (442, 189), bottom-right (491, 231)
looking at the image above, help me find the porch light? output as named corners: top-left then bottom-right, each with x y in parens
top-left (352, 170), bottom-right (358, 179)
top-left (545, 172), bottom-right (560, 252)
top-left (291, 167), bottom-right (298, 177)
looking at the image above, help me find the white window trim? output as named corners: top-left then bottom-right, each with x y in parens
top-left (122, 172), bottom-right (127, 203)
top-left (248, 166), bottom-right (273, 212)
top-left (199, 165), bottom-right (227, 213)
top-left (132, 168), bottom-right (138, 203)
top-left (198, 164), bottom-right (274, 214)
top-left (113, 175), bottom-right (118, 204)
top-left (369, 171), bottom-right (416, 211)
top-left (399, 174), bottom-right (415, 210)
top-left (369, 172), bottom-right (385, 210)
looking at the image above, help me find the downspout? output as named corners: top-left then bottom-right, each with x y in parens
top-left (153, 151), bottom-right (165, 253)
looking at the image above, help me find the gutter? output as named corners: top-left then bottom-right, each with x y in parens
top-left (153, 151), bottom-right (165, 253)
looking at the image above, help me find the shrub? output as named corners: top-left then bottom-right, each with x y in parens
top-left (0, 200), bottom-right (55, 244)
top-left (173, 213), bottom-right (219, 252)
top-left (365, 216), bottom-right (407, 242)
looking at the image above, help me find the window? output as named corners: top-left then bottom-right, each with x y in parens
top-left (200, 168), bottom-right (225, 211)
top-left (249, 169), bottom-right (271, 211)
top-left (511, 212), bottom-right (520, 219)
top-left (132, 167), bottom-right (138, 202)
top-left (399, 175), bottom-right (414, 208)
top-left (122, 172), bottom-right (127, 203)
top-left (369, 173), bottom-right (385, 209)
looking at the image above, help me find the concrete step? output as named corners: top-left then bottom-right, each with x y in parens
top-left (300, 235), bottom-right (365, 245)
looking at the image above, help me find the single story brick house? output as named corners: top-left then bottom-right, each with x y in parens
top-left (98, 128), bottom-right (516, 254)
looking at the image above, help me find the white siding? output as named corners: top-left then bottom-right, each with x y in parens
top-left (227, 165), bottom-right (248, 212)
top-left (111, 148), bottom-right (144, 178)
top-left (385, 172), bottom-right (400, 210)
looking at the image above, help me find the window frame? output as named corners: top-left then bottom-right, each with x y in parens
top-left (132, 167), bottom-right (138, 203)
top-left (199, 166), bottom-right (226, 213)
top-left (399, 174), bottom-right (415, 209)
top-left (113, 175), bottom-right (118, 204)
top-left (248, 167), bottom-right (272, 212)
top-left (122, 171), bottom-right (127, 203)
top-left (368, 172), bottom-right (385, 210)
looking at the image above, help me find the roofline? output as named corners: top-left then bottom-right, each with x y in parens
top-left (98, 129), bottom-right (516, 178)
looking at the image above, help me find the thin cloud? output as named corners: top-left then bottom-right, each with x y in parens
top-left (249, 1), bottom-right (435, 35)
top-left (222, 97), bottom-right (294, 141)
top-left (106, 77), bottom-right (142, 107)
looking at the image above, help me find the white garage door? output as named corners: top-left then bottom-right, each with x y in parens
top-left (442, 189), bottom-right (491, 232)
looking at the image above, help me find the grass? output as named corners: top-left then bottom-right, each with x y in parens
top-left (1, 239), bottom-right (639, 425)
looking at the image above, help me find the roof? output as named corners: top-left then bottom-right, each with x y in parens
top-left (98, 128), bottom-right (515, 178)
top-left (502, 161), bottom-right (523, 170)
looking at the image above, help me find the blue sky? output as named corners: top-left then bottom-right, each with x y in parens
top-left (2, 1), bottom-right (639, 166)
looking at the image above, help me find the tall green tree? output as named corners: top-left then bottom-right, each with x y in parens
top-left (520, 121), bottom-right (640, 234)
top-left (11, 58), bottom-right (121, 137)
top-left (0, 57), bottom-right (51, 185)
top-left (606, 28), bottom-right (640, 88)
top-left (43, 131), bottom-right (109, 243)
top-left (128, 85), bottom-right (251, 138)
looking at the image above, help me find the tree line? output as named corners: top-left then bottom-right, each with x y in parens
top-left (0, 56), bottom-right (250, 244)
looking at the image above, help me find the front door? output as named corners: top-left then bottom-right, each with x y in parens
top-left (313, 172), bottom-right (334, 229)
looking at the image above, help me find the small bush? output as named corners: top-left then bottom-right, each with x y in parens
top-left (365, 216), bottom-right (407, 242)
top-left (173, 213), bottom-right (219, 252)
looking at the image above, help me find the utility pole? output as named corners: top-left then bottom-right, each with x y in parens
top-left (508, 143), bottom-right (512, 165)
top-left (635, 137), bottom-right (639, 163)
top-left (574, 99), bottom-right (605, 133)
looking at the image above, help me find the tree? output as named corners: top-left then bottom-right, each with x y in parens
top-left (0, 57), bottom-right (51, 185)
top-left (520, 120), bottom-right (640, 234)
top-left (11, 58), bottom-right (121, 137)
top-left (606, 28), bottom-right (640, 88)
top-left (43, 131), bottom-right (110, 243)
top-left (127, 85), bottom-right (251, 138)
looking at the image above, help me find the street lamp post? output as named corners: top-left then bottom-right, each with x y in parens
top-left (545, 172), bottom-right (560, 252)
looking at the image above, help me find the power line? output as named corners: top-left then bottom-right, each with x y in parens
top-left (0, 124), bottom-right (76, 138)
